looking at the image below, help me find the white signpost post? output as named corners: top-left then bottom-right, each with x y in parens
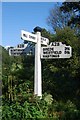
top-left (21, 27), bottom-right (72, 98)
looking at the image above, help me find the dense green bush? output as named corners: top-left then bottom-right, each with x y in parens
top-left (48, 100), bottom-right (80, 120)
top-left (2, 93), bottom-right (80, 120)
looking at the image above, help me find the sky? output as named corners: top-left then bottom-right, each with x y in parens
top-left (2, 0), bottom-right (65, 2)
top-left (2, 2), bottom-right (58, 47)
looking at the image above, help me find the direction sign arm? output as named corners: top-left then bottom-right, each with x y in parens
top-left (21, 30), bottom-right (37, 43)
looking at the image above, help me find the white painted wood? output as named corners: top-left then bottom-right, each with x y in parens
top-left (21, 30), bottom-right (37, 43)
top-left (41, 43), bottom-right (72, 59)
top-left (34, 32), bottom-right (42, 97)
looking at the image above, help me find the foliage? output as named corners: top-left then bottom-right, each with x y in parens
top-left (44, 93), bottom-right (53, 105)
top-left (2, 93), bottom-right (80, 120)
top-left (47, 2), bottom-right (80, 35)
top-left (47, 3), bottom-right (74, 32)
top-left (55, 27), bottom-right (79, 50)
top-left (48, 100), bottom-right (80, 120)
top-left (60, 1), bottom-right (80, 32)
top-left (47, 3), bottom-right (75, 32)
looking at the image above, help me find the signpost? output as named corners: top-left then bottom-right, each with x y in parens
top-left (21, 27), bottom-right (72, 98)
top-left (41, 42), bottom-right (72, 59)
top-left (21, 27), bottom-right (49, 97)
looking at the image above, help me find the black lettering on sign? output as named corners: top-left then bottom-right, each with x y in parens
top-left (65, 47), bottom-right (70, 50)
top-left (50, 48), bottom-right (54, 51)
top-left (43, 48), bottom-right (49, 51)
top-left (64, 47), bottom-right (70, 54)
top-left (23, 34), bottom-right (27, 38)
top-left (54, 51), bottom-right (58, 54)
top-left (29, 35), bottom-right (35, 40)
top-left (43, 48), bottom-right (62, 55)
top-left (51, 55), bottom-right (59, 57)
top-left (64, 51), bottom-right (70, 54)
top-left (43, 52), bottom-right (47, 54)
top-left (43, 54), bottom-right (60, 58)
top-left (51, 42), bottom-right (60, 46)
top-left (41, 38), bottom-right (46, 41)
top-left (59, 51), bottom-right (62, 54)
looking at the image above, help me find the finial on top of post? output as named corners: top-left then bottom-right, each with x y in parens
top-left (34, 26), bottom-right (42, 32)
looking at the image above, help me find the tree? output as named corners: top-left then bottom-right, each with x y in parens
top-left (60, 1), bottom-right (80, 30)
top-left (41, 28), bottom-right (54, 42)
top-left (47, 3), bottom-right (74, 32)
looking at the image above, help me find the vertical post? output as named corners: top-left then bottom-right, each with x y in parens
top-left (34, 27), bottom-right (42, 97)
